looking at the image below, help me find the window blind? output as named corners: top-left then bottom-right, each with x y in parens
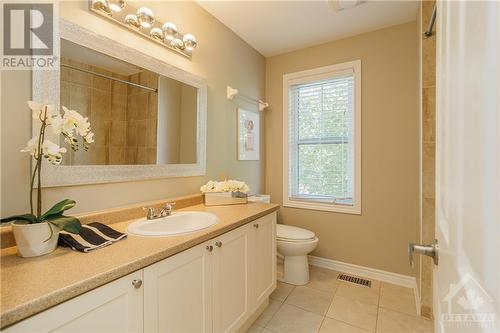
top-left (288, 74), bottom-right (355, 205)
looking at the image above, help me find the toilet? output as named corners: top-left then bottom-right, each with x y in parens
top-left (277, 224), bottom-right (319, 285)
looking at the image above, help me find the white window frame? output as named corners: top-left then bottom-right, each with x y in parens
top-left (282, 60), bottom-right (362, 214)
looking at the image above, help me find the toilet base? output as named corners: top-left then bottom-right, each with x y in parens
top-left (282, 255), bottom-right (309, 285)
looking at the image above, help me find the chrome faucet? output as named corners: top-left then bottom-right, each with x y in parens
top-left (143, 202), bottom-right (176, 220)
top-left (144, 207), bottom-right (157, 220)
top-left (161, 202), bottom-right (176, 216)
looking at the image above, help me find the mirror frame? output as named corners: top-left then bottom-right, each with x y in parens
top-left (33, 19), bottom-right (207, 187)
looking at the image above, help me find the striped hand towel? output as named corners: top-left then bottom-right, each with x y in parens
top-left (58, 222), bottom-right (127, 253)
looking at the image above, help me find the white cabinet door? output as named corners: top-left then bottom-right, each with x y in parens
top-left (212, 224), bottom-right (251, 333)
top-left (5, 271), bottom-right (144, 333)
top-left (251, 212), bottom-right (277, 308)
top-left (143, 241), bottom-right (213, 333)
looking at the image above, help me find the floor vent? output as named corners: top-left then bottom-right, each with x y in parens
top-left (337, 273), bottom-right (372, 288)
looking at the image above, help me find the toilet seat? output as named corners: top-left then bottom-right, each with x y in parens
top-left (276, 224), bottom-right (315, 242)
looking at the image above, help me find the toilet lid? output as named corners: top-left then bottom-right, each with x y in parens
top-left (276, 224), bottom-right (315, 241)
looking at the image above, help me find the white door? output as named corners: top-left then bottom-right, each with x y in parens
top-left (251, 213), bottom-right (277, 308)
top-left (435, 1), bottom-right (500, 332)
top-left (144, 241), bottom-right (213, 333)
top-left (212, 224), bottom-right (251, 333)
top-left (5, 271), bottom-right (144, 333)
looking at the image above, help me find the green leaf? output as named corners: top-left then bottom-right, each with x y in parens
top-left (46, 215), bottom-right (81, 234)
top-left (0, 214), bottom-right (37, 224)
top-left (40, 199), bottom-right (76, 221)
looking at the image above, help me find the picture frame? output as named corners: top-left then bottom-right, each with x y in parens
top-left (237, 108), bottom-right (260, 160)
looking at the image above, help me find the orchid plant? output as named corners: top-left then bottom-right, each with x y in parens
top-left (1, 101), bottom-right (95, 237)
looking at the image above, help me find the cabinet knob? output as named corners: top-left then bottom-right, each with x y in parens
top-left (253, 223), bottom-right (259, 229)
top-left (132, 279), bottom-right (143, 289)
top-left (206, 245), bottom-right (214, 252)
top-left (215, 241), bottom-right (222, 248)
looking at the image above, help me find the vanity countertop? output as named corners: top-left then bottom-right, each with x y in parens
top-left (0, 201), bottom-right (280, 329)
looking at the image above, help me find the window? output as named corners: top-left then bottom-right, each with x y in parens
top-left (283, 60), bottom-right (361, 214)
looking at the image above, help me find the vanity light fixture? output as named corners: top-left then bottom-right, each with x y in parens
top-left (89, 1), bottom-right (197, 58)
top-left (108, 0), bottom-right (125, 12)
top-left (162, 22), bottom-right (178, 41)
top-left (124, 14), bottom-right (140, 28)
top-left (137, 7), bottom-right (154, 28)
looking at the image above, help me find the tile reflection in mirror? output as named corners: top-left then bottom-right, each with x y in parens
top-left (60, 39), bottom-right (198, 166)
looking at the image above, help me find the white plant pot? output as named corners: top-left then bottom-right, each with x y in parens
top-left (11, 221), bottom-right (59, 258)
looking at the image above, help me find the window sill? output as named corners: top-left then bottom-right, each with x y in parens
top-left (283, 199), bottom-right (361, 215)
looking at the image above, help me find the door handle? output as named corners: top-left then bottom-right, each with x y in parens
top-left (206, 245), bottom-right (213, 252)
top-left (215, 241), bottom-right (222, 248)
top-left (408, 239), bottom-right (439, 266)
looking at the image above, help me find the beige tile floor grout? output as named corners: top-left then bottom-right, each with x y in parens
top-left (248, 264), bottom-right (434, 333)
top-left (316, 287), bottom-right (338, 333)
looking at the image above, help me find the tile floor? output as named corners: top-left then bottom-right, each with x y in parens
top-left (248, 265), bottom-right (433, 333)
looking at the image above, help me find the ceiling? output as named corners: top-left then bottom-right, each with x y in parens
top-left (197, 0), bottom-right (419, 57)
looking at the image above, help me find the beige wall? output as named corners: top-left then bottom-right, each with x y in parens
top-left (0, 1), bottom-right (265, 216)
top-left (265, 22), bottom-right (419, 276)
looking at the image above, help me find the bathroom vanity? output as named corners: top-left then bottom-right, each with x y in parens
top-left (1, 200), bottom-right (279, 332)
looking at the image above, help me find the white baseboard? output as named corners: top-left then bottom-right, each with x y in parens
top-left (308, 255), bottom-right (420, 315)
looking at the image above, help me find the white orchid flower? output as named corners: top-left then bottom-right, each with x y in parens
top-left (50, 114), bottom-right (63, 135)
top-left (41, 140), bottom-right (67, 165)
top-left (84, 131), bottom-right (95, 144)
top-left (76, 119), bottom-right (91, 137)
top-left (61, 106), bottom-right (80, 135)
top-left (21, 137), bottom-right (40, 157)
top-left (56, 106), bottom-right (90, 140)
top-left (21, 138), bottom-right (67, 164)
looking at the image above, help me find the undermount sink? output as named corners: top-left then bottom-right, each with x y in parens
top-left (127, 211), bottom-right (218, 237)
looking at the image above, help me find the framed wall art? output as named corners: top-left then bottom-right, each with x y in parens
top-left (237, 108), bottom-right (260, 160)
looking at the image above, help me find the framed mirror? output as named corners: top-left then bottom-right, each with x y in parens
top-left (33, 19), bottom-right (207, 187)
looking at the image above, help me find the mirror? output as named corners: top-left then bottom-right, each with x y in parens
top-left (60, 39), bottom-right (198, 166)
top-left (33, 19), bottom-right (207, 187)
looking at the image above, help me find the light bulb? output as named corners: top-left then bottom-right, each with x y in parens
top-left (124, 14), bottom-right (140, 28)
top-left (92, 0), bottom-right (111, 14)
top-left (137, 7), bottom-right (154, 29)
top-left (182, 34), bottom-right (197, 51)
top-left (170, 38), bottom-right (185, 50)
top-left (108, 0), bottom-right (125, 12)
top-left (162, 22), bottom-right (178, 41)
top-left (150, 28), bottom-right (163, 41)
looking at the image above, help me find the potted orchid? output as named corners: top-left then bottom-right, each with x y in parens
top-left (0, 101), bottom-right (94, 257)
top-left (201, 180), bottom-right (249, 206)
